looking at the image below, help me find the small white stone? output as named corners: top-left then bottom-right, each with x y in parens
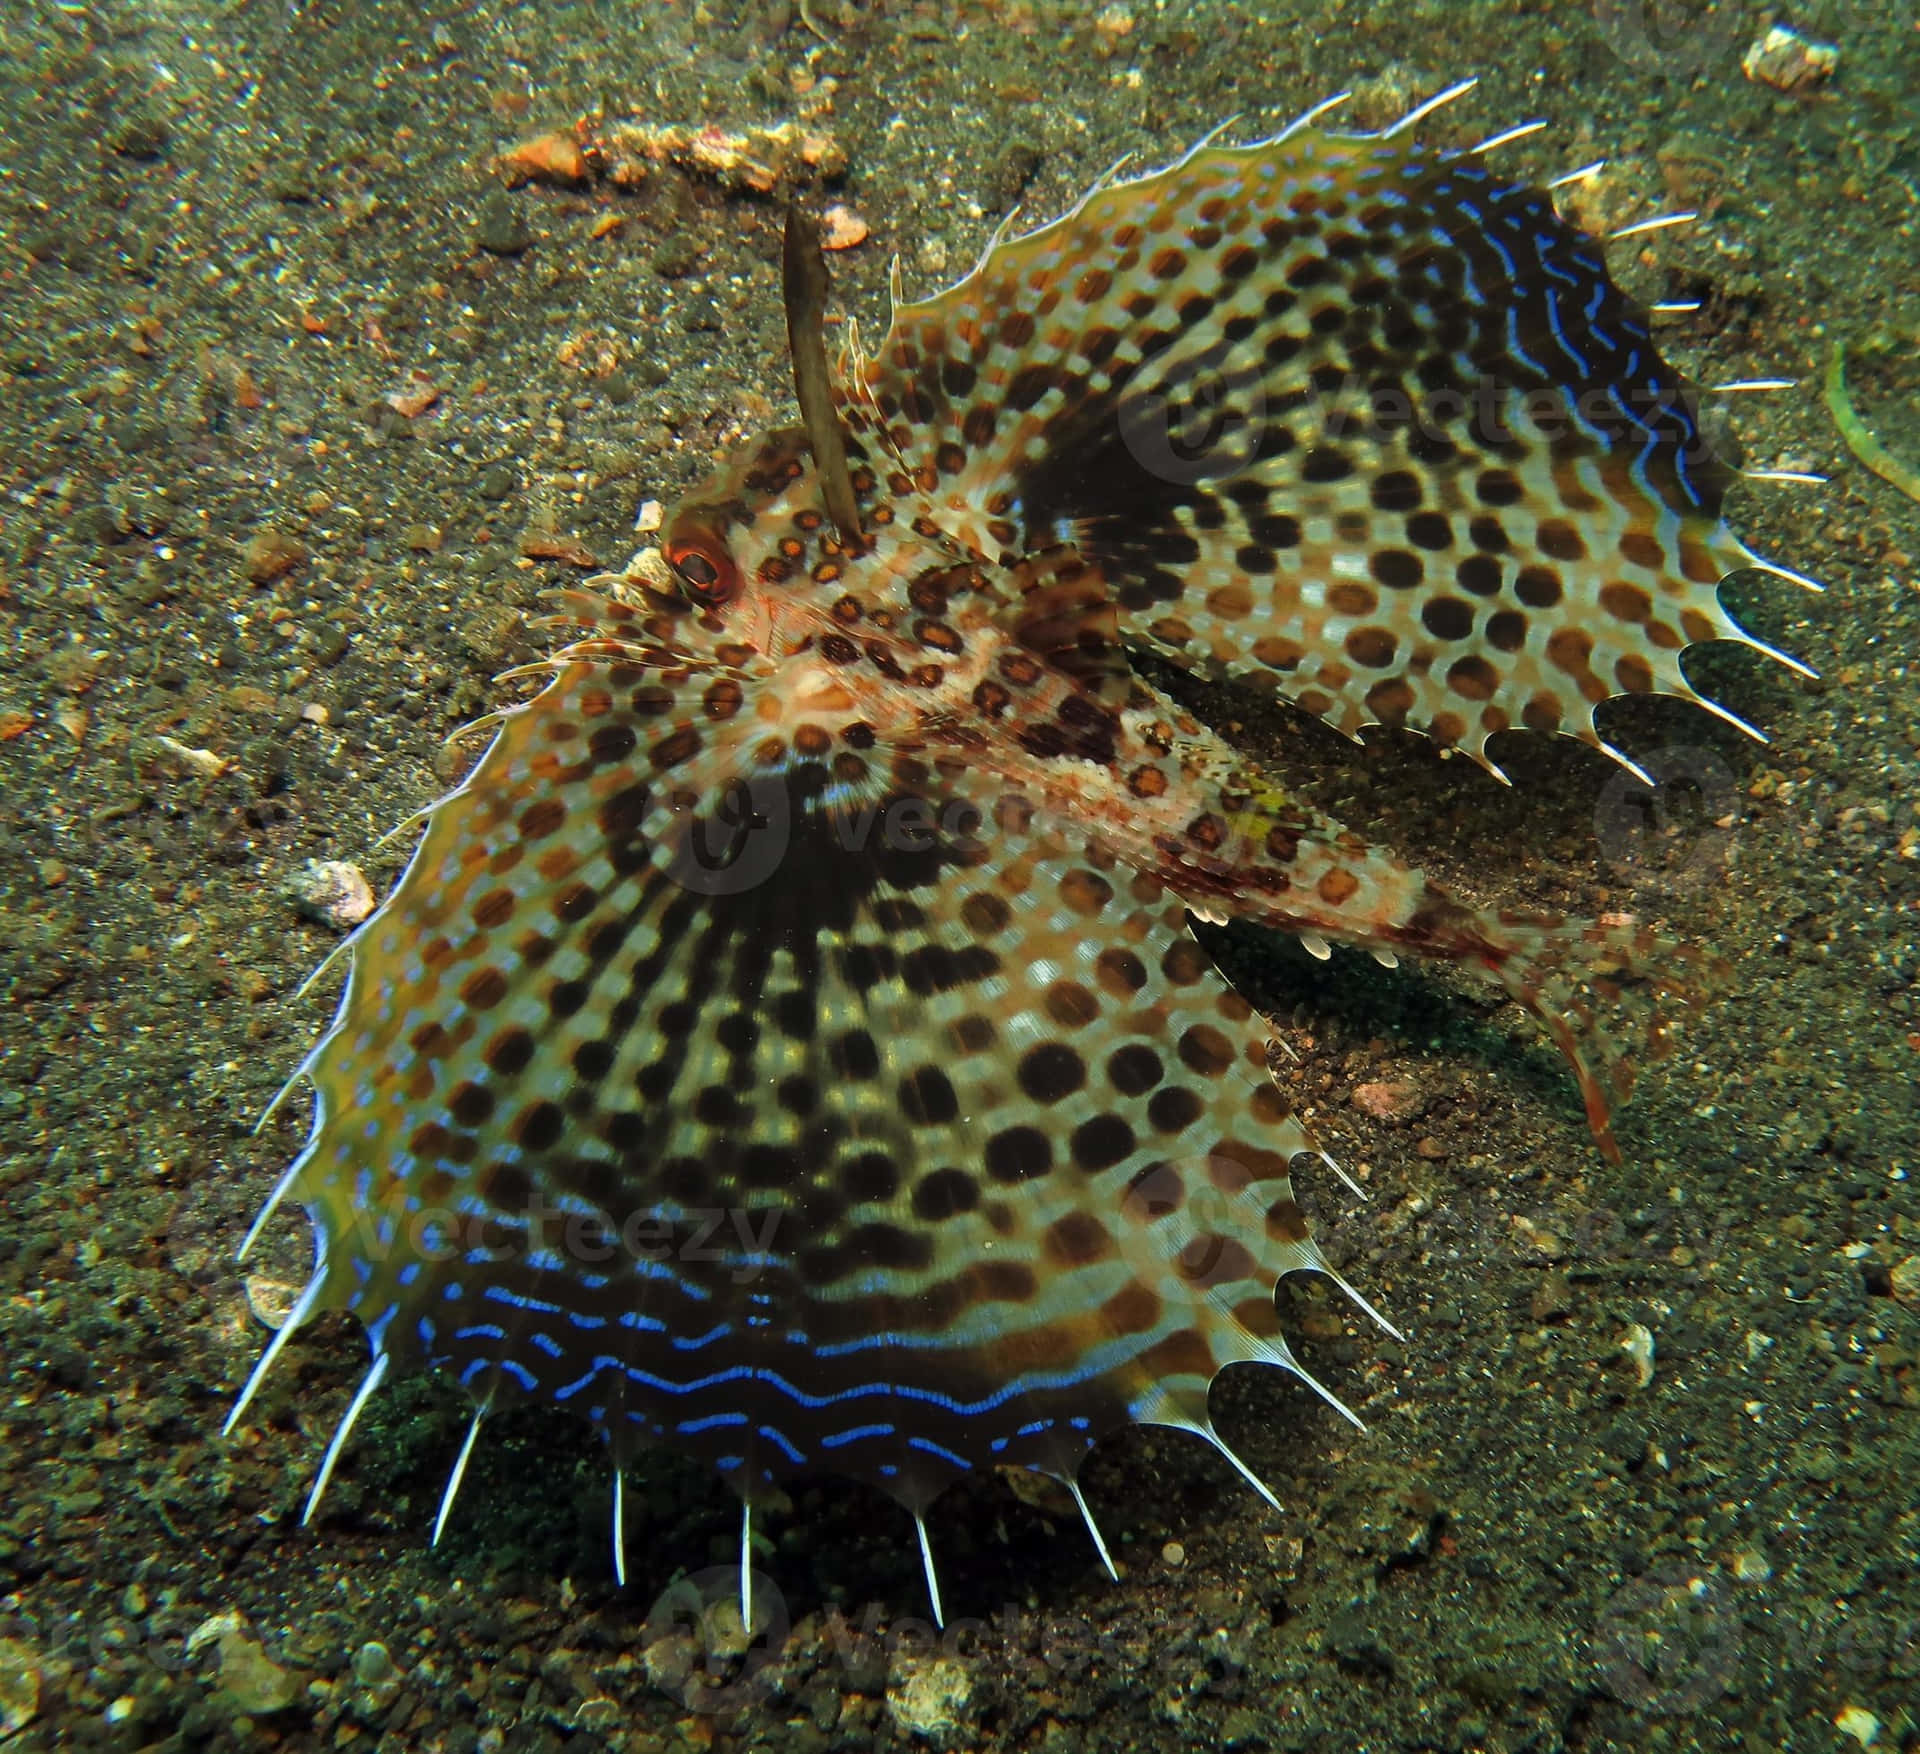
top-left (1835, 1704), bottom-right (1879, 1747)
top-left (185, 1610), bottom-right (244, 1657)
top-left (634, 498), bottom-right (663, 533)
top-left (1619, 1322), bottom-right (1655, 1388)
top-left (820, 204), bottom-right (869, 250)
top-left (286, 859), bottom-right (376, 931)
top-left (1741, 25), bottom-right (1839, 93)
top-left (1731, 1546), bottom-right (1773, 1583)
top-left (887, 1655), bottom-right (972, 1748)
top-left (0, 1638), bottom-right (40, 1739)
top-left (245, 1274), bottom-right (300, 1331)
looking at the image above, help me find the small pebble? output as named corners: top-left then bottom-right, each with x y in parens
top-left (475, 189), bottom-right (531, 256)
top-left (820, 203), bottom-right (869, 250)
top-left (217, 1633), bottom-right (297, 1714)
top-left (497, 130), bottom-right (589, 187)
top-left (286, 859), bottom-right (376, 930)
top-left (243, 526), bottom-right (306, 584)
top-left (1619, 1322), bottom-right (1656, 1388)
top-left (1835, 1705), bottom-right (1879, 1748)
top-left (0, 1636), bottom-right (41, 1738)
top-left (351, 1641), bottom-right (394, 1686)
top-left (1741, 25), bottom-right (1838, 93)
top-left (1160, 1540), bottom-right (1186, 1568)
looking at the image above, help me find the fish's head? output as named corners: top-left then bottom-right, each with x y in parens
top-left (658, 423), bottom-right (978, 666)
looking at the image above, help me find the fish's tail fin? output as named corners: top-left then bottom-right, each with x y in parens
top-left (1475, 910), bottom-right (1729, 1162)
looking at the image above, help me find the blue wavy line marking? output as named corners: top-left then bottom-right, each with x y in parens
top-left (1461, 201), bottom-right (1520, 282)
top-left (1505, 305), bottom-right (1549, 378)
top-left (1543, 285), bottom-right (1592, 380)
top-left (820, 1422), bottom-right (895, 1450)
top-left (907, 1435), bottom-right (973, 1470)
top-left (483, 1283), bottom-right (563, 1316)
top-left (758, 1423), bottom-right (807, 1466)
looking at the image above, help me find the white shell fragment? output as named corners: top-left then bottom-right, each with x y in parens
top-left (1741, 26), bottom-right (1838, 94)
top-left (1619, 1322), bottom-right (1656, 1388)
top-left (285, 859), bottom-right (377, 931)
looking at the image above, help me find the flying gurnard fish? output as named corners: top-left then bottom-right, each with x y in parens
top-left (226, 80), bottom-right (1819, 1626)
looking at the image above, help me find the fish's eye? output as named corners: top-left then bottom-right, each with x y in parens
top-left (663, 532), bottom-right (741, 607)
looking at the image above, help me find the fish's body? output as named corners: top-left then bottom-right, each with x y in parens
top-left (230, 88), bottom-right (1810, 1616)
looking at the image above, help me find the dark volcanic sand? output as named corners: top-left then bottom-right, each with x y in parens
top-left (1, 3), bottom-right (1916, 1751)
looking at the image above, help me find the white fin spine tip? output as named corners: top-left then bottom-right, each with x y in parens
top-left (442, 710), bottom-right (510, 748)
top-left (1368, 947), bottom-right (1399, 970)
top-left (1282, 1355), bottom-right (1369, 1432)
top-left (1320, 1263), bottom-right (1407, 1344)
top-left (1318, 1149), bottom-right (1369, 1203)
top-left (1271, 91), bottom-right (1351, 147)
top-left (739, 1501), bottom-right (754, 1634)
top-left (432, 1405), bottom-right (488, 1548)
top-left (238, 1111), bottom-right (330, 1259)
top-left (1470, 119), bottom-right (1547, 155)
top-left (301, 1350), bottom-right (390, 1526)
top-left (1378, 77), bottom-right (1478, 139)
top-left (1650, 299), bottom-right (1702, 314)
top-left (975, 202), bottom-right (1026, 273)
top-left (1741, 468), bottom-right (1826, 485)
top-left (612, 1469), bottom-right (628, 1588)
top-left (1708, 377), bottom-right (1797, 393)
top-left (1738, 548), bottom-right (1826, 594)
top-left (1591, 738), bottom-right (1656, 787)
top-left (222, 1266), bottom-right (327, 1434)
top-left (288, 930), bottom-right (362, 1005)
top-left (1297, 930), bottom-right (1333, 962)
top-left (1177, 114), bottom-right (1244, 168)
top-left (1201, 1425), bottom-right (1284, 1511)
top-left (1739, 630), bottom-right (1820, 680)
top-left (1066, 1478), bottom-right (1119, 1582)
top-left (370, 805), bottom-right (438, 853)
top-left (251, 1042), bottom-right (324, 1137)
top-left (914, 1512), bottom-right (945, 1628)
top-left (1547, 159), bottom-right (1606, 190)
top-left (1066, 150), bottom-right (1139, 222)
top-left (1686, 692), bottom-right (1771, 745)
top-left (1609, 211), bottom-right (1697, 240)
